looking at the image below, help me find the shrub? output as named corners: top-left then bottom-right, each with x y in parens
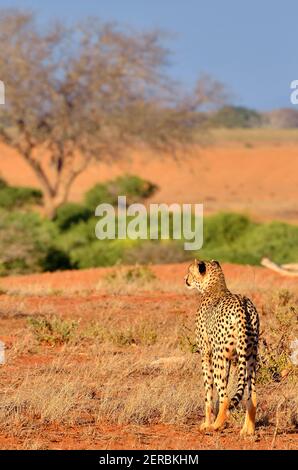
top-left (209, 106), bottom-right (263, 128)
top-left (123, 240), bottom-right (189, 265)
top-left (84, 182), bottom-right (114, 208)
top-left (258, 291), bottom-right (298, 385)
top-left (105, 264), bottom-right (156, 284)
top-left (56, 218), bottom-right (139, 268)
top-left (0, 179), bottom-right (42, 209)
top-left (197, 214), bottom-right (298, 265)
top-left (240, 222), bottom-right (298, 265)
top-left (0, 210), bottom-right (53, 275)
top-left (0, 177), bottom-right (7, 189)
top-left (56, 210), bottom-right (298, 270)
top-left (203, 212), bottom-right (254, 245)
top-left (2, 206), bottom-right (298, 274)
top-left (28, 316), bottom-right (78, 345)
top-left (40, 246), bottom-right (74, 272)
top-left (85, 174), bottom-right (157, 210)
top-left (0, 210), bottom-right (73, 275)
top-left (111, 325), bottom-right (158, 347)
top-left (54, 203), bottom-right (92, 231)
top-left (81, 320), bottom-right (158, 347)
top-left (68, 240), bottom-right (134, 268)
top-left (113, 175), bottom-right (157, 202)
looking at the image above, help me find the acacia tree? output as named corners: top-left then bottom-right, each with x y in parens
top-left (0, 10), bottom-right (225, 218)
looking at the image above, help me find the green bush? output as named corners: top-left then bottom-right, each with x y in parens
top-left (54, 203), bottom-right (93, 231)
top-left (0, 210), bottom-right (73, 275)
top-left (0, 179), bottom-right (42, 209)
top-left (113, 175), bottom-right (157, 201)
top-left (1, 204), bottom-right (298, 274)
top-left (40, 246), bottom-right (75, 272)
top-left (55, 217), bottom-right (128, 268)
top-left (239, 222), bottom-right (298, 265)
top-left (197, 215), bottom-right (298, 265)
top-left (0, 177), bottom-right (7, 189)
top-left (85, 183), bottom-right (114, 208)
top-left (85, 174), bottom-right (157, 210)
top-left (209, 106), bottom-right (263, 128)
top-left (55, 210), bottom-right (298, 270)
top-left (203, 212), bottom-right (254, 245)
top-left (69, 240), bottom-right (128, 268)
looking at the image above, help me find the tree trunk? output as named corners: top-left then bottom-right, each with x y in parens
top-left (22, 149), bottom-right (88, 219)
top-left (43, 197), bottom-right (57, 219)
top-left (43, 192), bottom-right (68, 219)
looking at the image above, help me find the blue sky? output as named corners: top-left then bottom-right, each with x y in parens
top-left (0, 0), bottom-right (297, 110)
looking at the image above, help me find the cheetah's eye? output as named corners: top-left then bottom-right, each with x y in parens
top-left (197, 261), bottom-right (206, 275)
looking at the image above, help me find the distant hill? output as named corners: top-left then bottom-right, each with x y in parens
top-left (262, 108), bottom-right (298, 128)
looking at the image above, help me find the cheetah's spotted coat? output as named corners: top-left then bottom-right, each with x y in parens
top-left (185, 259), bottom-right (259, 435)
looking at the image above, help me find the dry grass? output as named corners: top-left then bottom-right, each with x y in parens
top-left (0, 266), bottom-right (297, 449)
top-left (210, 128), bottom-right (298, 146)
top-left (98, 264), bottom-right (186, 295)
top-left (1, 284), bottom-right (92, 297)
top-left (0, 329), bottom-right (203, 430)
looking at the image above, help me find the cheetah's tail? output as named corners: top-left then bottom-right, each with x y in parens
top-left (229, 350), bottom-right (246, 410)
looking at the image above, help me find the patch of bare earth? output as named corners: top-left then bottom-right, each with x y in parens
top-left (1, 139), bottom-right (298, 222)
top-left (0, 263), bottom-right (297, 450)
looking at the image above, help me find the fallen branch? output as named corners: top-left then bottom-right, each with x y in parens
top-left (261, 257), bottom-right (298, 277)
top-left (281, 263), bottom-right (298, 271)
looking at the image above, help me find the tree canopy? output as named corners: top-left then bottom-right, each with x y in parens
top-left (0, 10), bottom-right (225, 217)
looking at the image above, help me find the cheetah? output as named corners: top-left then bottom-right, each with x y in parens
top-left (185, 259), bottom-right (259, 435)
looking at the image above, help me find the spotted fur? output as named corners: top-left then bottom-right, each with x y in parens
top-left (185, 259), bottom-right (259, 435)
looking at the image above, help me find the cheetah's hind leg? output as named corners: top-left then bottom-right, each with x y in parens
top-left (210, 354), bottom-right (230, 431)
top-left (200, 354), bottom-right (214, 432)
top-left (240, 350), bottom-right (257, 436)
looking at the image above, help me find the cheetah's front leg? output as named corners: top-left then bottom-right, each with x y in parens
top-left (200, 354), bottom-right (214, 431)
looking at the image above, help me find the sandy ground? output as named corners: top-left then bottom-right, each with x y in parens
top-left (1, 140), bottom-right (298, 222)
top-left (0, 262), bottom-right (297, 450)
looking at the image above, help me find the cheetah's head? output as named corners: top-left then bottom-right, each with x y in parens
top-left (184, 259), bottom-right (226, 293)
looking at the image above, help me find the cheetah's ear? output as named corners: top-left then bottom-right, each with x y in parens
top-left (212, 259), bottom-right (220, 267)
top-left (197, 260), bottom-right (206, 274)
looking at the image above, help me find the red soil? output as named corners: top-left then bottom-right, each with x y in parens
top-left (2, 262), bottom-right (298, 292)
top-left (1, 142), bottom-right (298, 221)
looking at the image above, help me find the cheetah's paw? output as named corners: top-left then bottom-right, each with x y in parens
top-left (199, 422), bottom-right (213, 432)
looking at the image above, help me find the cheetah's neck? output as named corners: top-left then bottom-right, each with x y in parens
top-left (199, 284), bottom-right (231, 308)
